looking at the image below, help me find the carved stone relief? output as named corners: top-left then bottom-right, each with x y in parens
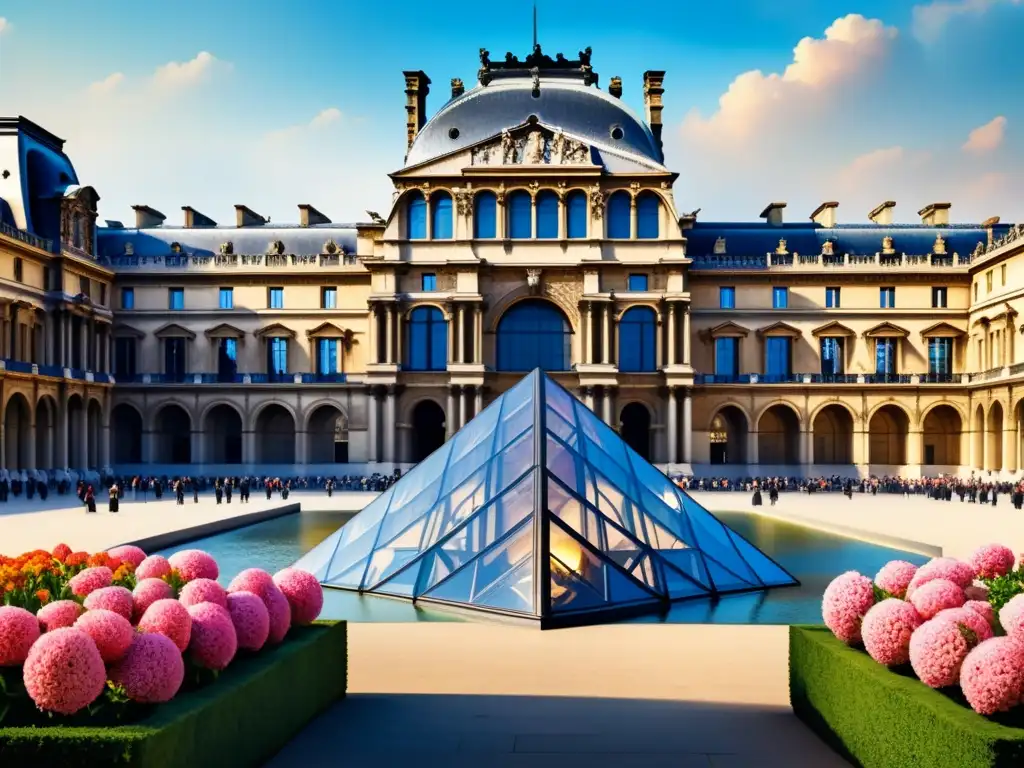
top-left (437, 270), bottom-right (458, 291)
top-left (589, 185), bottom-right (606, 220)
top-left (471, 126), bottom-right (589, 166)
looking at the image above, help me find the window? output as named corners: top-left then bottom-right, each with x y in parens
top-left (421, 273), bottom-right (437, 292)
top-left (430, 191), bottom-right (452, 239)
top-left (929, 338), bottom-right (953, 375)
top-left (317, 338), bottom-right (339, 374)
top-left (13, 258), bottom-right (22, 283)
top-left (79, 276), bottom-right (90, 297)
top-left (714, 337), bottom-right (739, 378)
top-left (820, 337), bottom-right (845, 376)
top-left (536, 190), bottom-right (558, 238)
top-left (496, 299), bottom-right (570, 371)
top-left (473, 191), bottom-right (497, 239)
top-left (268, 337), bottom-right (288, 375)
top-left (321, 287), bottom-right (337, 309)
top-left (164, 338), bottom-right (186, 380)
top-left (100, 284), bottom-right (107, 306)
top-left (765, 337), bottom-right (792, 378)
top-left (508, 190), bottom-right (532, 238)
top-left (974, 282), bottom-right (979, 302)
top-left (406, 306), bottom-right (447, 371)
top-left (219, 288), bottom-right (233, 309)
top-left (169, 287), bottom-right (184, 310)
top-left (772, 286), bottom-right (788, 309)
top-left (628, 274), bottom-right (648, 292)
top-left (566, 190), bottom-right (587, 239)
top-left (1002, 264), bottom-right (1007, 286)
top-left (719, 286), bottom-right (736, 310)
top-left (121, 287), bottom-right (135, 310)
top-left (825, 287), bottom-right (840, 308)
top-left (880, 287), bottom-right (896, 308)
top-left (268, 287), bottom-right (284, 309)
top-left (986, 271), bottom-right (993, 292)
top-left (406, 192), bottom-right (427, 240)
top-left (931, 287), bottom-right (947, 309)
top-left (607, 192), bottom-right (631, 238)
top-left (217, 338), bottom-right (237, 381)
top-left (875, 338), bottom-right (897, 375)
top-left (43, 267), bottom-right (51, 291)
top-left (618, 307), bottom-right (656, 372)
top-left (114, 338), bottom-right (137, 379)
top-left (636, 193), bottom-right (660, 239)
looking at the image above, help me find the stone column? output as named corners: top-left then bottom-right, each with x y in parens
top-left (801, 430), bottom-right (812, 466)
top-left (683, 307), bottom-right (691, 366)
top-left (585, 303), bottom-right (594, 365)
top-left (747, 430), bottom-right (759, 466)
top-left (474, 305), bottom-right (483, 364)
top-left (629, 197), bottom-right (638, 239)
top-left (78, 406), bottom-right (88, 469)
top-left (385, 306), bottom-right (394, 365)
top-left (25, 418), bottom-right (36, 470)
top-left (367, 388), bottom-right (378, 462)
top-left (446, 310), bottom-right (454, 366)
top-left (100, 422), bottom-right (110, 469)
top-left (190, 429), bottom-right (202, 465)
top-left (474, 386), bottom-right (482, 418)
top-left (583, 387), bottom-right (594, 412)
top-left (446, 387), bottom-right (456, 439)
top-left (367, 303), bottom-right (377, 365)
top-left (601, 388), bottom-right (612, 426)
top-left (395, 309), bottom-right (404, 367)
top-left (667, 303), bottom-right (676, 366)
top-left (1003, 421), bottom-right (1016, 474)
top-left (457, 304), bottom-right (465, 364)
top-left (459, 386), bottom-right (467, 429)
top-left (656, 312), bottom-right (663, 368)
top-left (384, 386), bottom-right (396, 463)
top-left (557, 197), bottom-right (566, 239)
top-left (601, 305), bottom-right (610, 364)
top-left (666, 387), bottom-right (677, 465)
top-left (682, 390), bottom-right (693, 464)
top-left (79, 320), bottom-right (87, 370)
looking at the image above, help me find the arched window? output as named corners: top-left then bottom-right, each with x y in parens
top-left (406, 306), bottom-right (447, 371)
top-left (507, 190), bottom-right (532, 239)
top-left (497, 300), bottom-right (571, 372)
top-left (406, 192), bottom-right (426, 240)
top-left (566, 190), bottom-right (587, 239)
top-left (431, 192), bottom-right (452, 239)
top-left (636, 192), bottom-right (660, 239)
top-left (618, 306), bottom-right (657, 372)
top-left (607, 191), bottom-right (631, 239)
top-left (536, 190), bottom-right (558, 238)
top-left (474, 191), bottom-right (497, 239)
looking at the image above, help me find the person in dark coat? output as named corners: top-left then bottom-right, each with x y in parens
top-left (751, 482), bottom-right (762, 507)
top-left (266, 479), bottom-right (273, 500)
top-left (241, 477), bottom-right (250, 503)
top-left (85, 486), bottom-right (97, 513)
top-left (175, 480), bottom-right (185, 505)
top-left (225, 478), bottom-right (233, 504)
top-left (193, 479), bottom-right (199, 504)
top-left (214, 479), bottom-right (223, 504)
top-left (108, 483), bottom-right (120, 513)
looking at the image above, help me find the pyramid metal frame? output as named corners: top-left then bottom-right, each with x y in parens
top-left (295, 370), bottom-right (799, 628)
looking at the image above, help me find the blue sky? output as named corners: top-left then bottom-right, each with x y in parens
top-left (1, 0), bottom-right (1021, 225)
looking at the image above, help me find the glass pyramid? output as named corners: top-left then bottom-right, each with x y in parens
top-left (294, 370), bottom-right (798, 627)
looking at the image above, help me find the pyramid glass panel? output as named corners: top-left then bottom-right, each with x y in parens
top-left (296, 370), bottom-right (798, 627)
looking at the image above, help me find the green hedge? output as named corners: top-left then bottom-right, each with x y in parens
top-left (790, 625), bottom-right (1024, 768)
top-left (0, 620), bottom-right (347, 768)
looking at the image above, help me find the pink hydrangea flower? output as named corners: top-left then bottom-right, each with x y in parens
top-left (68, 566), bottom-right (113, 597)
top-left (874, 561), bottom-right (918, 600)
top-left (965, 585), bottom-right (990, 601)
top-left (168, 550), bottom-right (219, 582)
top-left (83, 586), bottom-right (134, 621)
top-left (966, 600), bottom-right (997, 628)
top-left (960, 637), bottom-right (1024, 715)
top-left (36, 600), bottom-right (83, 632)
top-left (999, 594), bottom-right (1024, 639)
top-left (75, 609), bottom-right (134, 663)
top-left (822, 571), bottom-right (876, 645)
top-left (934, 607), bottom-right (994, 642)
top-left (861, 598), bottom-right (922, 666)
top-left (911, 616), bottom-right (983, 688)
top-left (178, 578), bottom-right (228, 609)
top-left (136, 555), bottom-right (172, 581)
top-left (910, 578), bottom-right (965, 620)
top-left (132, 578), bottom-right (174, 623)
top-left (226, 591), bottom-right (270, 652)
top-left (138, 598), bottom-right (192, 651)
top-left (907, 558), bottom-right (975, 597)
top-left (228, 568), bottom-right (276, 597)
top-left (109, 632), bottom-right (184, 704)
top-left (0, 606), bottom-right (41, 666)
top-left (969, 544), bottom-right (1016, 580)
top-left (273, 568), bottom-right (323, 625)
top-left (229, 568), bottom-right (292, 643)
top-left (22, 628), bottom-right (106, 714)
top-left (186, 602), bottom-right (237, 670)
top-left (106, 545), bottom-right (147, 569)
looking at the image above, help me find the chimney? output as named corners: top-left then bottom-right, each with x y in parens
top-left (759, 202), bottom-right (787, 226)
top-left (450, 78), bottom-right (465, 99)
top-left (234, 205), bottom-right (267, 227)
top-left (918, 202), bottom-right (951, 227)
top-left (181, 206), bottom-right (216, 228)
top-left (298, 204), bottom-right (331, 227)
top-left (131, 205), bottom-right (166, 229)
top-left (642, 70), bottom-right (665, 162)
top-left (609, 76), bottom-right (622, 99)
top-left (403, 70), bottom-right (431, 153)
top-left (810, 201), bottom-right (839, 228)
top-left (868, 201), bottom-right (896, 226)
top-left (982, 215), bottom-right (1001, 248)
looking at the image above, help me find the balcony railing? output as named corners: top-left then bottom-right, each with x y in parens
top-left (120, 371), bottom-right (349, 385)
top-left (0, 221), bottom-right (55, 253)
top-left (690, 251), bottom-right (969, 271)
top-left (102, 252), bottom-right (361, 272)
top-left (700, 372), bottom-right (929, 385)
top-left (0, 360), bottom-right (113, 383)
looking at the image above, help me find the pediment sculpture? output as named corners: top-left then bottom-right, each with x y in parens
top-left (471, 125), bottom-right (590, 166)
top-left (821, 240), bottom-right (834, 256)
top-left (882, 236), bottom-right (895, 254)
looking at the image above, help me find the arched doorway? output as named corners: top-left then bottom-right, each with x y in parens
top-left (154, 404), bottom-right (192, 464)
top-left (922, 405), bottom-right (962, 467)
top-left (496, 299), bottom-right (572, 372)
top-left (987, 402), bottom-right (1004, 472)
top-left (411, 401), bottom-right (446, 462)
top-left (205, 404), bottom-right (242, 464)
top-left (255, 405), bottom-right (295, 464)
top-left (4, 394), bottom-right (31, 470)
top-left (307, 405), bottom-right (348, 463)
top-left (87, 400), bottom-right (103, 469)
top-left (620, 402), bottom-right (652, 460)
top-left (36, 396), bottom-right (56, 469)
top-left (813, 405), bottom-right (853, 465)
top-left (869, 405), bottom-right (909, 465)
top-left (974, 404), bottom-right (985, 469)
top-left (67, 394), bottom-right (84, 468)
top-left (111, 404), bottom-right (143, 464)
top-left (758, 405), bottom-right (800, 465)
top-left (709, 406), bottom-right (747, 465)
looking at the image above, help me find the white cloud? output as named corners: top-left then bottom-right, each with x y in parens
top-left (911, 0), bottom-right (1021, 43)
top-left (86, 72), bottom-right (124, 96)
top-left (0, 17), bottom-right (9, 35)
top-left (963, 116), bottom-right (1007, 154)
top-left (152, 51), bottom-right (221, 87)
top-left (309, 108), bottom-right (342, 129)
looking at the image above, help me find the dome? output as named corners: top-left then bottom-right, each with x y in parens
top-left (404, 76), bottom-right (664, 169)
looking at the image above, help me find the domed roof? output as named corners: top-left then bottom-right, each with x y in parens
top-left (404, 76), bottom-right (664, 169)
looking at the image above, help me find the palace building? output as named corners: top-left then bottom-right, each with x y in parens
top-left (2, 46), bottom-right (1023, 478)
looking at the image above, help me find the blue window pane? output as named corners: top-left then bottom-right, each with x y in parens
top-left (269, 337), bottom-right (288, 374)
top-left (714, 338), bottom-right (738, 377)
top-left (431, 192), bottom-right (453, 239)
top-left (607, 192), bottom-right (630, 239)
top-left (169, 288), bottom-right (184, 310)
top-left (407, 306), bottom-right (447, 371)
top-left (406, 192), bottom-right (427, 240)
top-left (318, 338), bottom-right (338, 374)
top-left (422, 274), bottom-right (436, 291)
top-left (566, 190), bottom-right (587, 239)
top-left (474, 191), bottom-right (497, 239)
top-left (269, 287), bottom-right (283, 309)
top-left (218, 338), bottom-right (238, 380)
top-left (772, 287), bottom-right (788, 309)
top-left (508, 191), bottom-right (532, 238)
top-left (121, 287), bottom-right (134, 310)
top-left (719, 287), bottom-right (735, 309)
top-left (627, 274), bottom-right (648, 292)
top-left (165, 338), bottom-right (186, 378)
top-left (929, 337), bottom-right (952, 375)
top-left (765, 337), bottom-right (791, 377)
top-left (536, 191), bottom-right (558, 238)
top-left (321, 288), bottom-right (337, 309)
top-left (497, 300), bottom-right (571, 372)
top-left (880, 287), bottom-right (895, 308)
top-left (876, 338), bottom-right (896, 374)
top-left (618, 307), bottom-right (656, 372)
top-left (219, 288), bottom-right (233, 309)
top-left (636, 193), bottom-right (659, 239)
top-left (820, 337), bottom-right (844, 375)
top-left (825, 287), bottom-right (840, 308)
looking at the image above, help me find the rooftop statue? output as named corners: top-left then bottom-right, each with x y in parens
top-left (478, 45), bottom-right (595, 73)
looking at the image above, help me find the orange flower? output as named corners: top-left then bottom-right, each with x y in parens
top-left (65, 552), bottom-right (89, 567)
top-left (52, 543), bottom-right (72, 562)
top-left (35, 589), bottom-right (51, 604)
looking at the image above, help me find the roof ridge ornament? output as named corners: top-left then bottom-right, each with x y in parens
top-left (477, 44), bottom-right (596, 87)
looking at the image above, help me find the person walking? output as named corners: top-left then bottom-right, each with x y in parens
top-left (214, 479), bottom-right (223, 504)
top-left (85, 485), bottom-right (97, 514)
top-left (108, 483), bottom-right (120, 513)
